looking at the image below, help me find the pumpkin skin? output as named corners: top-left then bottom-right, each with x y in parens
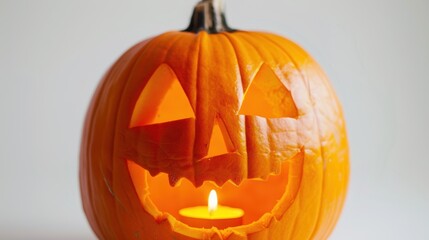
top-left (80, 3), bottom-right (349, 240)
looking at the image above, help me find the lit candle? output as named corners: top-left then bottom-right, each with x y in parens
top-left (179, 190), bottom-right (244, 229)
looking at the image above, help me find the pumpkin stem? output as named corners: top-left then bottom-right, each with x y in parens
top-left (184, 0), bottom-right (234, 33)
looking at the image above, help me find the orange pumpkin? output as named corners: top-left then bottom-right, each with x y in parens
top-left (80, 0), bottom-right (349, 239)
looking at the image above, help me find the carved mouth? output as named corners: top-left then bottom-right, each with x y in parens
top-left (126, 150), bottom-right (304, 231)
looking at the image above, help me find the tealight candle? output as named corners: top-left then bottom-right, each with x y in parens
top-left (179, 190), bottom-right (244, 229)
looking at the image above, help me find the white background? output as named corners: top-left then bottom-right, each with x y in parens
top-left (1, 0), bottom-right (428, 239)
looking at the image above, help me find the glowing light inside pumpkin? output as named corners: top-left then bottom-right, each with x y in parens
top-left (208, 190), bottom-right (218, 215)
top-left (177, 188), bottom-right (244, 228)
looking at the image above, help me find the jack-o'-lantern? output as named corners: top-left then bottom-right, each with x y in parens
top-left (80, 0), bottom-right (349, 239)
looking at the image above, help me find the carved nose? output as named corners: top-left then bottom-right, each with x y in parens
top-left (205, 117), bottom-right (234, 158)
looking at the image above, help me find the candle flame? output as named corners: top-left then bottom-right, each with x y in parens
top-left (208, 190), bottom-right (218, 215)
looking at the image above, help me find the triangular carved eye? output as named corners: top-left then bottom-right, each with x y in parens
top-left (130, 64), bottom-right (195, 128)
top-left (239, 64), bottom-right (298, 119)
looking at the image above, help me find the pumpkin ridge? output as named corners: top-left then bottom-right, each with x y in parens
top-left (305, 49), bottom-right (349, 238)
top-left (231, 32), bottom-right (286, 179)
top-left (190, 32), bottom-right (247, 186)
top-left (302, 54), bottom-right (348, 238)
top-left (112, 43), bottom-right (158, 238)
top-left (225, 33), bottom-right (269, 179)
top-left (88, 39), bottom-right (153, 239)
top-left (112, 32), bottom-right (185, 238)
top-left (110, 40), bottom-right (163, 238)
top-left (255, 32), bottom-right (330, 239)
top-left (218, 32), bottom-right (249, 179)
top-left (136, 32), bottom-right (190, 175)
top-left (268, 34), bottom-right (341, 239)
top-left (239, 31), bottom-right (320, 239)
top-left (191, 31), bottom-right (205, 185)
top-left (81, 45), bottom-right (123, 238)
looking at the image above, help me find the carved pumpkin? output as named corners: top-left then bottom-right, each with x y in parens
top-left (80, 0), bottom-right (349, 239)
